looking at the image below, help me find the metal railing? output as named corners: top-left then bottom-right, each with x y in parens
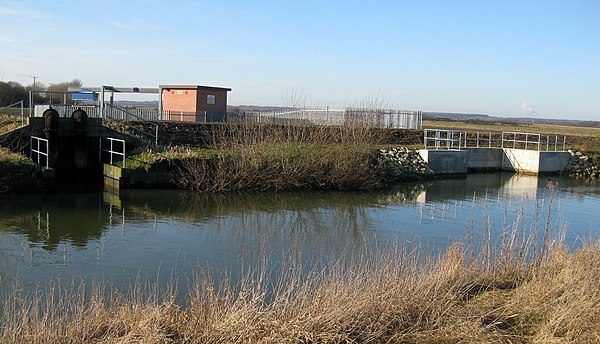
top-left (0, 100), bottom-right (25, 129)
top-left (424, 129), bottom-right (465, 150)
top-left (240, 108), bottom-right (423, 129)
top-left (461, 131), bottom-right (503, 148)
top-left (34, 104), bottom-right (101, 117)
top-left (425, 129), bottom-right (567, 151)
top-left (104, 104), bottom-right (160, 121)
top-left (31, 104), bottom-right (423, 130)
top-left (99, 137), bottom-right (126, 167)
top-left (501, 132), bottom-right (566, 151)
top-left (104, 104), bottom-right (159, 145)
top-left (30, 136), bottom-right (49, 169)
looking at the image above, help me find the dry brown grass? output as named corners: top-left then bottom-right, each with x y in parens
top-left (1, 236), bottom-right (598, 343)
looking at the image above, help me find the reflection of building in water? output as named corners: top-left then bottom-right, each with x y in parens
top-left (416, 172), bottom-right (548, 204)
top-left (499, 173), bottom-right (541, 198)
top-left (0, 193), bottom-right (109, 251)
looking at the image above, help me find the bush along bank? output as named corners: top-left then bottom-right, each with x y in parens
top-left (563, 150), bottom-right (600, 179)
top-left (0, 147), bottom-right (42, 193)
top-left (125, 145), bottom-right (436, 192)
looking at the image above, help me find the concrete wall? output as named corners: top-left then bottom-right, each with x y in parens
top-left (418, 149), bottom-right (467, 174)
top-left (538, 151), bottom-right (571, 173)
top-left (465, 148), bottom-right (504, 170)
top-left (421, 148), bottom-right (570, 175)
top-left (502, 148), bottom-right (540, 174)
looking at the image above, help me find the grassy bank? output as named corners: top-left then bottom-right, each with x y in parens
top-left (126, 123), bottom-right (425, 192)
top-left (0, 147), bottom-right (39, 193)
top-left (1, 236), bottom-right (597, 343)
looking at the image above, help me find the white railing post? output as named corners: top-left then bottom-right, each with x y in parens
top-left (30, 136), bottom-right (49, 169)
top-left (109, 139), bottom-right (113, 165)
top-left (44, 139), bottom-right (48, 168)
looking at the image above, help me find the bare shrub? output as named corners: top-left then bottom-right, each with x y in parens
top-left (174, 122), bottom-right (386, 192)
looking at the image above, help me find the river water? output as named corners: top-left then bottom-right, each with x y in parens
top-left (0, 172), bottom-right (599, 294)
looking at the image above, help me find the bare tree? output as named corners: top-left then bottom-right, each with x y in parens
top-left (281, 89), bottom-right (307, 109)
top-left (356, 91), bottom-right (390, 111)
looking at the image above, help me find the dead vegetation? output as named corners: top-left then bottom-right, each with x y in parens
top-left (173, 122), bottom-right (388, 192)
top-left (1, 233), bottom-right (598, 343)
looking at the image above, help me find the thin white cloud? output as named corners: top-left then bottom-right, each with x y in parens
top-left (521, 101), bottom-right (535, 114)
top-left (0, 6), bottom-right (54, 19)
top-left (112, 22), bottom-right (136, 31)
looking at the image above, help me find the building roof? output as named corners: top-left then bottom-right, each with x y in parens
top-left (159, 85), bottom-right (232, 91)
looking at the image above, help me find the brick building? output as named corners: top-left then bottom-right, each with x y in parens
top-left (159, 85), bottom-right (231, 122)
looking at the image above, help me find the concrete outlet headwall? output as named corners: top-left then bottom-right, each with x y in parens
top-left (465, 148), bottom-right (504, 170)
top-left (418, 150), bottom-right (467, 174)
top-left (419, 148), bottom-right (570, 175)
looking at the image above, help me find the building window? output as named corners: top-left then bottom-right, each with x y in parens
top-left (207, 94), bottom-right (215, 105)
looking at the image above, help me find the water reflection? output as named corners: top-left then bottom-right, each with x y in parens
top-left (0, 193), bottom-right (107, 250)
top-left (0, 172), bottom-right (598, 293)
top-left (0, 173), bottom-right (598, 253)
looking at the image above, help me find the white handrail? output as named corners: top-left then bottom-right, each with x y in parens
top-left (425, 129), bottom-right (567, 151)
top-left (100, 137), bottom-right (126, 168)
top-left (30, 136), bottom-right (49, 169)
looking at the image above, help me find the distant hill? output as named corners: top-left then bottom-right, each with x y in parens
top-left (423, 112), bottom-right (492, 120)
top-left (424, 112), bottom-right (600, 128)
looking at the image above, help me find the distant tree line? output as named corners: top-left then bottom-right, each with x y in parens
top-left (0, 79), bottom-right (82, 107)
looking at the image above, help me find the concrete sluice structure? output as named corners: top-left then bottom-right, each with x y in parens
top-left (1, 108), bottom-right (146, 190)
top-left (419, 129), bottom-right (571, 175)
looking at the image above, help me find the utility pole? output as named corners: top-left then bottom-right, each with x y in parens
top-left (30, 76), bottom-right (37, 116)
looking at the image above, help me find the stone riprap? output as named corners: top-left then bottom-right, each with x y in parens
top-left (380, 147), bottom-right (435, 181)
top-left (563, 150), bottom-right (599, 179)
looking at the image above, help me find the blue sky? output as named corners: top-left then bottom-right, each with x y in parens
top-left (1, 0), bottom-right (599, 120)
